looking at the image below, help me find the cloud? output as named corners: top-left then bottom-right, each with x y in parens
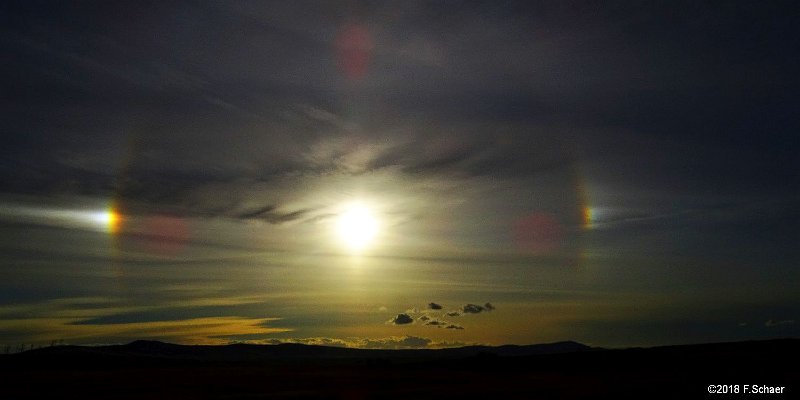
top-left (260, 337), bottom-right (351, 348)
top-left (765, 319), bottom-right (795, 327)
top-left (391, 336), bottom-right (432, 348)
top-left (258, 335), bottom-right (436, 349)
top-left (390, 313), bottom-right (414, 325)
top-left (0, 315), bottom-right (289, 346)
top-left (446, 324), bottom-right (464, 330)
top-left (235, 205), bottom-right (279, 219)
top-left (462, 304), bottom-right (484, 314)
top-left (462, 303), bottom-right (496, 314)
top-left (360, 336), bottom-right (432, 349)
top-left (428, 302), bottom-right (443, 310)
top-left (235, 205), bottom-right (310, 224)
top-left (446, 311), bottom-right (461, 317)
top-left (425, 320), bottom-right (448, 327)
top-left (2, 1), bottom-right (795, 210)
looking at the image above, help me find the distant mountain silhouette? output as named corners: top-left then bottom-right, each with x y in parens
top-left (1, 339), bottom-right (796, 399)
top-left (9, 339), bottom-right (593, 365)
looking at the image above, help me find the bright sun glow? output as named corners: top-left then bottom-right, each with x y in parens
top-left (337, 203), bottom-right (379, 252)
top-left (92, 208), bottom-right (122, 234)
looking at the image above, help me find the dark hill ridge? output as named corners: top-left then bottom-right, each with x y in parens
top-left (0, 339), bottom-right (796, 399)
top-left (6, 339), bottom-right (593, 365)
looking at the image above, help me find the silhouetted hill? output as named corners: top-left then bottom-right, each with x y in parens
top-left (4, 339), bottom-right (593, 367)
top-left (1, 339), bottom-right (796, 399)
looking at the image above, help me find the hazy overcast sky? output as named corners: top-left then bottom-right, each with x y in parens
top-left (1, 1), bottom-right (797, 348)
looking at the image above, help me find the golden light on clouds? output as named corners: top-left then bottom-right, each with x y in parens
top-left (0, 316), bottom-right (289, 345)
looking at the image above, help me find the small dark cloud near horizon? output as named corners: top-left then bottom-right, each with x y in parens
top-left (463, 304), bottom-right (483, 314)
top-left (447, 311), bottom-right (461, 317)
top-left (463, 303), bottom-right (495, 314)
top-left (425, 320), bottom-right (447, 327)
top-left (428, 302), bottom-right (443, 310)
top-left (446, 324), bottom-right (464, 330)
top-left (392, 336), bottom-right (432, 348)
top-left (391, 313), bottom-right (414, 325)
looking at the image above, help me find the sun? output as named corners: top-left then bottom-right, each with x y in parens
top-left (336, 202), bottom-right (379, 252)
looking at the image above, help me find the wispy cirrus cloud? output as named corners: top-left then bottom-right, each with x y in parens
top-left (0, 316), bottom-right (288, 345)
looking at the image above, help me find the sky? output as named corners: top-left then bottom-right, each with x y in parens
top-left (0, 1), bottom-right (797, 349)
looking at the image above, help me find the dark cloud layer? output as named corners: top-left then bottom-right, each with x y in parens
top-left (235, 206), bottom-right (310, 224)
top-left (2, 0), bottom-right (796, 213)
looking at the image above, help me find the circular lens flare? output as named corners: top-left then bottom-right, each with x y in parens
top-left (337, 203), bottom-right (378, 252)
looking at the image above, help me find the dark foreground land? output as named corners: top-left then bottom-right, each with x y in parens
top-left (1, 339), bottom-right (796, 399)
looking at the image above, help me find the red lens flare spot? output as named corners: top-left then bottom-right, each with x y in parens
top-left (334, 23), bottom-right (373, 80)
top-left (143, 215), bottom-right (189, 255)
top-left (512, 212), bottom-right (564, 255)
